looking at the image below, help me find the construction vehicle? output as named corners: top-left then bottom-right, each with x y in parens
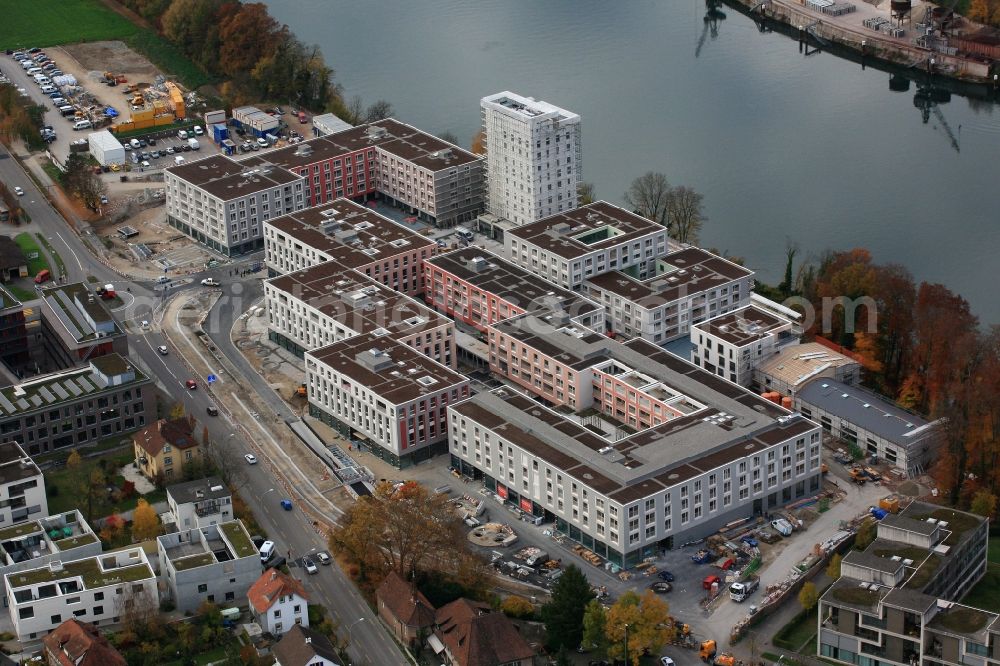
top-left (95, 284), bottom-right (116, 300)
top-left (729, 576), bottom-right (759, 602)
top-left (849, 467), bottom-right (867, 485)
top-left (713, 654), bottom-right (736, 666)
top-left (295, 383), bottom-right (307, 397)
top-left (700, 640), bottom-right (717, 662)
top-left (703, 574), bottom-right (721, 590)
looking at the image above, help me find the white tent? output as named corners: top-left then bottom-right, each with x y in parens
top-left (87, 130), bottom-right (125, 166)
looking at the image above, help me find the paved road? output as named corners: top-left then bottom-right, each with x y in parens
top-left (1, 145), bottom-right (408, 665)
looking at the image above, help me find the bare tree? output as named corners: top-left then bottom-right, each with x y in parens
top-left (577, 181), bottom-right (595, 206)
top-left (665, 185), bottom-right (705, 245)
top-left (115, 583), bottom-right (160, 635)
top-left (623, 172), bottom-right (672, 228)
top-left (204, 432), bottom-right (250, 492)
top-left (438, 131), bottom-right (459, 146)
top-left (364, 99), bottom-right (393, 122)
top-left (345, 95), bottom-right (365, 125)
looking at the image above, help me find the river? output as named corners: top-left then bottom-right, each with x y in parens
top-left (264, 0), bottom-right (1000, 323)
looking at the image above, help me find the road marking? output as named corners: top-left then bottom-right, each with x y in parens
top-left (171, 297), bottom-right (224, 383)
top-left (55, 233), bottom-right (84, 273)
top-left (230, 393), bottom-right (343, 517)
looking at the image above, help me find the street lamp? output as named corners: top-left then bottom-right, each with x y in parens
top-left (347, 617), bottom-right (366, 635)
top-left (624, 623), bottom-right (629, 665)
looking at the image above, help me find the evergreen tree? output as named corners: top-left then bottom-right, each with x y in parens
top-left (541, 564), bottom-right (594, 651)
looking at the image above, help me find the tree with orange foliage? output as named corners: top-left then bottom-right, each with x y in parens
top-left (470, 130), bottom-right (486, 155)
top-left (217, 3), bottom-right (286, 78)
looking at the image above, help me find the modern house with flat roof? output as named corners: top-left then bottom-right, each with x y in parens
top-left (265, 264), bottom-right (454, 366)
top-left (452, 330), bottom-right (822, 567)
top-left (753, 341), bottom-right (861, 397)
top-left (480, 91), bottom-right (581, 226)
top-left (262, 198), bottom-right (437, 295)
top-left (795, 379), bottom-right (943, 476)
top-left (165, 154), bottom-right (307, 256)
top-left (690, 303), bottom-right (798, 387)
top-left (423, 248), bottom-right (603, 335)
top-left (306, 333), bottom-right (470, 467)
top-left (0, 354), bottom-right (150, 456)
top-left (584, 247), bottom-right (755, 345)
top-left (249, 119), bottom-right (484, 228)
top-left (0, 511), bottom-right (99, 597)
top-left (166, 477), bottom-right (233, 529)
top-left (0, 441), bottom-right (45, 526)
top-left (504, 201), bottom-right (671, 289)
top-left (157, 519), bottom-right (260, 612)
top-left (817, 501), bottom-right (989, 666)
top-left (4, 547), bottom-right (157, 641)
top-left (39, 283), bottom-right (127, 371)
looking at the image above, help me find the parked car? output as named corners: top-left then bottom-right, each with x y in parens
top-left (658, 571), bottom-right (674, 582)
top-left (193, 125), bottom-right (204, 136)
top-left (244, 453), bottom-right (258, 465)
top-left (177, 129), bottom-right (188, 140)
top-left (316, 551), bottom-right (331, 565)
top-left (99, 194), bottom-right (108, 205)
top-left (130, 138), bottom-right (140, 149)
top-left (165, 146), bottom-right (175, 154)
top-left (303, 558), bottom-right (317, 574)
top-left (141, 160), bottom-right (151, 169)
top-left (256, 137), bottom-right (269, 148)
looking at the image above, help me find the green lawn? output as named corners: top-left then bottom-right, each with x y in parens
top-left (13, 232), bottom-right (49, 276)
top-left (5, 283), bottom-right (37, 302)
top-left (961, 563), bottom-right (1000, 613)
top-left (44, 447), bottom-right (161, 520)
top-left (0, 0), bottom-right (139, 51)
top-left (36, 233), bottom-right (66, 278)
top-left (774, 608), bottom-right (820, 651)
top-left (125, 31), bottom-right (212, 90)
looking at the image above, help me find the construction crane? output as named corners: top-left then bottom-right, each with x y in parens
top-left (913, 86), bottom-right (961, 153)
top-left (695, 0), bottom-right (727, 58)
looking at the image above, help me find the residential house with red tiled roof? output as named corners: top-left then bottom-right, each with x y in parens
top-left (248, 568), bottom-right (310, 636)
top-left (431, 598), bottom-right (535, 666)
top-left (375, 570), bottom-right (436, 647)
top-left (133, 417), bottom-right (201, 481)
top-left (42, 619), bottom-right (126, 666)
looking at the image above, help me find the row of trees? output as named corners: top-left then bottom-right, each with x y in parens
top-left (766, 247), bottom-right (1000, 509)
top-left (623, 171), bottom-right (707, 245)
top-left (116, 0), bottom-right (391, 116)
top-left (0, 82), bottom-right (45, 151)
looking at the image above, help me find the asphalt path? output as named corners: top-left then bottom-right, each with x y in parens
top-left (1, 141), bottom-right (408, 665)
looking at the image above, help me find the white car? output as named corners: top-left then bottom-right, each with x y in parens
top-left (244, 453), bottom-right (258, 465)
top-left (130, 138), bottom-right (141, 149)
top-left (193, 125), bottom-right (204, 136)
top-left (156, 345), bottom-right (168, 355)
top-left (256, 137), bottom-right (269, 148)
top-left (13, 186), bottom-right (24, 196)
top-left (316, 551), bottom-right (331, 565)
top-left (660, 658), bottom-right (676, 666)
top-left (303, 557), bottom-right (318, 574)
top-left (200, 278), bottom-right (220, 287)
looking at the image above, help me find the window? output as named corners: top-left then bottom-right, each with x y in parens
top-left (197, 584), bottom-right (207, 593)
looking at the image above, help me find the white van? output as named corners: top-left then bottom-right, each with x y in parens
top-left (130, 138), bottom-right (141, 149)
top-left (174, 155), bottom-right (186, 166)
top-left (455, 226), bottom-right (474, 242)
top-left (259, 540), bottom-right (275, 562)
top-left (177, 129), bottom-right (188, 140)
top-left (73, 120), bottom-right (92, 131)
top-left (26, 67), bottom-right (42, 75)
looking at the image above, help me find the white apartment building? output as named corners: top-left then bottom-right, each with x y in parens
top-left (262, 198), bottom-right (436, 295)
top-left (585, 247), bottom-right (755, 344)
top-left (165, 154), bottom-right (306, 256)
top-left (266, 263), bottom-right (455, 365)
top-left (691, 303), bottom-right (798, 387)
top-left (306, 333), bottom-right (470, 468)
top-left (449, 334), bottom-right (823, 569)
top-left (0, 511), bottom-right (101, 600)
top-left (481, 92), bottom-right (581, 225)
top-left (166, 477), bottom-right (233, 529)
top-left (248, 568), bottom-right (310, 636)
top-left (505, 201), bottom-right (671, 289)
top-left (5, 547), bottom-right (156, 641)
top-left (0, 441), bottom-right (45, 527)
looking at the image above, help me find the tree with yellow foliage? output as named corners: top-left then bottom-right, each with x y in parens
top-left (131, 499), bottom-right (160, 542)
top-left (604, 589), bottom-right (671, 666)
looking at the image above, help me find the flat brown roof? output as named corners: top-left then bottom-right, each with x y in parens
top-left (267, 264), bottom-right (449, 338)
top-left (694, 305), bottom-right (791, 346)
top-left (585, 247), bottom-right (754, 308)
top-left (265, 198), bottom-right (435, 269)
top-left (427, 248), bottom-right (599, 318)
top-left (248, 118), bottom-right (480, 172)
top-left (307, 332), bottom-right (467, 405)
top-left (508, 201), bottom-right (666, 259)
top-left (166, 154), bottom-right (302, 200)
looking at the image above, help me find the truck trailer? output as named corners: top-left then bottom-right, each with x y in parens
top-left (729, 577), bottom-right (759, 602)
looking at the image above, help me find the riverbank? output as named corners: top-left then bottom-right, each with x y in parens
top-left (726, 0), bottom-right (998, 88)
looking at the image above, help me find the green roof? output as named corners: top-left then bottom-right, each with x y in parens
top-left (930, 605), bottom-right (994, 635)
top-left (0, 521), bottom-right (42, 542)
top-left (7, 557), bottom-right (153, 590)
top-left (905, 554), bottom-right (942, 590)
top-left (0, 356), bottom-right (148, 418)
top-left (220, 521), bottom-right (255, 559)
top-left (172, 552), bottom-right (216, 571)
top-left (832, 586), bottom-right (882, 607)
top-left (53, 533), bottom-right (99, 551)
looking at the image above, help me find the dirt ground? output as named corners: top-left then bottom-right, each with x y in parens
top-left (60, 40), bottom-right (161, 81)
